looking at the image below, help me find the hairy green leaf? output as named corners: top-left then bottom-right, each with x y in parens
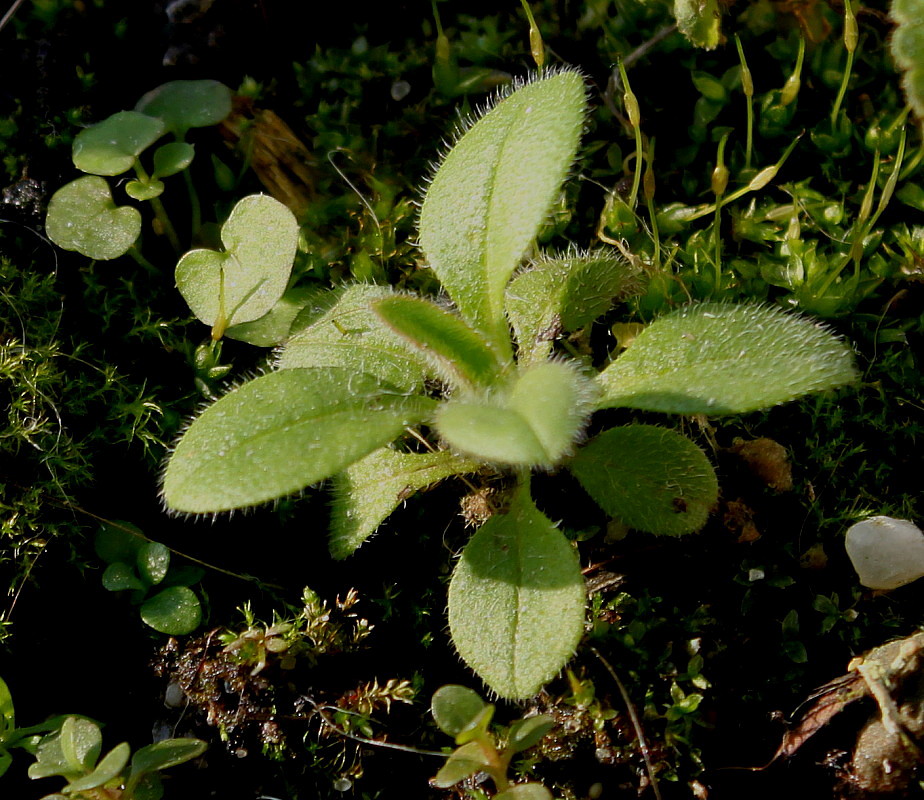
top-left (163, 367), bottom-right (437, 513)
top-left (45, 177), bottom-right (141, 260)
top-left (891, 0), bottom-right (924, 120)
top-left (675, 0), bottom-right (722, 50)
top-left (448, 487), bottom-right (585, 699)
top-left (374, 295), bottom-right (503, 389)
top-left (72, 111), bottom-right (165, 175)
top-left (278, 285), bottom-right (430, 391)
top-left (176, 194), bottom-right (299, 334)
top-left (506, 250), bottom-right (642, 364)
top-left (225, 286), bottom-right (319, 346)
top-left (570, 425), bottom-right (718, 536)
top-left (596, 303), bottom-right (857, 414)
top-left (436, 361), bottom-right (593, 467)
top-left (330, 448), bottom-right (480, 559)
top-left (419, 71), bottom-right (585, 350)
top-left (135, 79), bottom-right (232, 136)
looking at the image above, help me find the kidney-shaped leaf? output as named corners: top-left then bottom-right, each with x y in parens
top-left (596, 303), bottom-right (858, 415)
top-left (135, 79), bottom-right (232, 136)
top-left (45, 177), bottom-right (141, 260)
top-left (73, 111), bottom-right (165, 176)
top-left (176, 194), bottom-right (299, 335)
top-left (570, 425), bottom-right (718, 536)
top-left (139, 587), bottom-right (202, 635)
top-left (162, 367), bottom-right (437, 513)
top-left (330, 447), bottom-right (480, 559)
top-left (448, 488), bottom-right (585, 699)
top-left (419, 71), bottom-right (585, 348)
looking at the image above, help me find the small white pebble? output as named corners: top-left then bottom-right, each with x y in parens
top-left (748, 568), bottom-right (765, 582)
top-left (845, 516), bottom-right (924, 590)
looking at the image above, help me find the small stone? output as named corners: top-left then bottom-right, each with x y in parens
top-left (845, 516), bottom-right (924, 590)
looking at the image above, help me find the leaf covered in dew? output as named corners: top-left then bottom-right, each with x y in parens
top-left (374, 294), bottom-right (504, 389)
top-left (674, 0), bottom-right (722, 50)
top-left (278, 284), bottom-right (430, 392)
top-left (890, 0), bottom-right (924, 121)
top-left (436, 360), bottom-right (594, 468)
top-left (139, 586), bottom-right (202, 635)
top-left (329, 447), bottom-right (480, 559)
top-left (569, 424), bottom-right (718, 536)
top-left (448, 487), bottom-right (585, 699)
top-left (596, 303), bottom-right (858, 415)
top-left (135, 79), bottom-right (232, 136)
top-left (162, 367), bottom-right (437, 513)
top-left (506, 249), bottom-right (643, 364)
top-left (72, 111), bottom-right (165, 176)
top-left (175, 194), bottom-right (299, 333)
top-left (45, 176), bottom-right (141, 260)
top-left (419, 70), bottom-right (586, 349)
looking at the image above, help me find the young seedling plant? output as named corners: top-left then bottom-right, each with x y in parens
top-left (162, 70), bottom-right (858, 700)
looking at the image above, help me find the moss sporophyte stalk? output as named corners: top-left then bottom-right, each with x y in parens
top-left (160, 71), bottom-right (856, 700)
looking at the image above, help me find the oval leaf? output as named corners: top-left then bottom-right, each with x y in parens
top-left (137, 542), bottom-right (170, 586)
top-left (130, 738), bottom-right (207, 775)
top-left (73, 111), bottom-right (165, 176)
top-left (432, 741), bottom-right (493, 788)
top-left (152, 142), bottom-right (195, 179)
top-left (448, 488), bottom-right (585, 699)
top-left (135, 80), bottom-right (232, 136)
top-left (162, 367), bottom-right (436, 513)
top-left (374, 295), bottom-right (503, 389)
top-left (419, 71), bottom-right (585, 348)
top-left (278, 285), bottom-right (429, 391)
top-left (95, 522), bottom-right (144, 564)
top-left (507, 715), bottom-right (555, 753)
top-left (570, 425), bottom-right (718, 536)
top-left (60, 717), bottom-right (102, 772)
top-left (330, 447), bottom-right (480, 559)
top-left (139, 587), bottom-right (202, 635)
top-left (596, 303), bottom-right (858, 415)
top-left (64, 742), bottom-right (130, 793)
top-left (495, 784), bottom-right (555, 800)
top-left (45, 177), bottom-right (141, 260)
top-left (176, 194), bottom-right (299, 332)
top-left (431, 685), bottom-right (488, 738)
top-left (101, 562), bottom-right (146, 593)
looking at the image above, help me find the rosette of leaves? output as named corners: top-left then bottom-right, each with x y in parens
top-left (162, 70), bottom-right (857, 699)
top-left (45, 80), bottom-right (231, 260)
top-left (27, 716), bottom-right (205, 800)
top-left (430, 685), bottom-right (555, 799)
top-left (95, 522), bottom-right (203, 636)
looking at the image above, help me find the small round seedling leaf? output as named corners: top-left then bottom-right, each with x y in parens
top-left (495, 783), bottom-right (554, 800)
top-left (60, 717), bottom-right (102, 772)
top-left (45, 176), bottom-right (141, 260)
top-left (125, 179), bottom-right (164, 201)
top-left (176, 194), bottom-right (299, 331)
top-left (137, 542), bottom-right (171, 586)
top-left (140, 587), bottom-right (202, 635)
top-left (432, 741), bottom-right (493, 789)
top-left (506, 715), bottom-right (555, 753)
top-left (136, 80), bottom-right (232, 136)
top-left (152, 142), bottom-right (195, 178)
top-left (448, 488), bottom-right (585, 699)
top-left (101, 562), bottom-right (146, 593)
top-left (73, 111), bottom-right (165, 176)
top-left (569, 425), bottom-right (718, 536)
top-left (431, 685), bottom-right (489, 738)
top-left (65, 742), bottom-right (130, 793)
top-left (130, 738), bottom-right (207, 775)
top-left (95, 522), bottom-right (144, 564)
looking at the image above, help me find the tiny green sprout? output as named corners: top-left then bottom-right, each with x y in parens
top-left (162, 71), bottom-right (857, 700)
top-left (431, 685), bottom-right (555, 798)
top-left (95, 521), bottom-right (203, 636)
top-left (45, 79), bottom-right (232, 261)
